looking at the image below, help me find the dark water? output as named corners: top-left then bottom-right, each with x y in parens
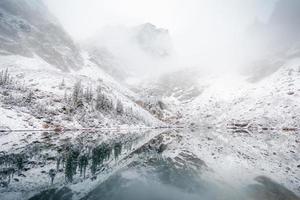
top-left (0, 129), bottom-right (299, 200)
top-left (29, 154), bottom-right (300, 200)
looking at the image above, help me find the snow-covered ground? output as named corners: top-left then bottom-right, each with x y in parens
top-left (0, 54), bottom-right (163, 130)
top-left (183, 58), bottom-right (300, 130)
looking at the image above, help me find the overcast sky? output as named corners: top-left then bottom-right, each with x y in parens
top-left (45, 0), bottom-right (278, 70)
top-left (45, 0), bottom-right (277, 39)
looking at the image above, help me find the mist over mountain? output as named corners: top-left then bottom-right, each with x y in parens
top-left (133, 23), bottom-right (173, 57)
top-left (0, 1), bottom-right (299, 200)
top-left (269, 0), bottom-right (300, 47)
top-left (243, 0), bottom-right (300, 81)
top-left (0, 0), bottom-right (164, 133)
top-left (83, 23), bottom-right (175, 81)
top-left (0, 0), bottom-right (83, 71)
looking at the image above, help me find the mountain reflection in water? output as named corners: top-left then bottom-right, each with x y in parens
top-left (0, 129), bottom-right (299, 200)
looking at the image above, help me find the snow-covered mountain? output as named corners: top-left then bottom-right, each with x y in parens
top-left (83, 23), bottom-right (174, 81)
top-left (187, 59), bottom-right (300, 130)
top-left (0, 0), bottom-right (165, 133)
top-left (84, 47), bottom-right (128, 82)
top-left (147, 0), bottom-right (300, 131)
top-left (268, 0), bottom-right (300, 52)
top-left (243, 0), bottom-right (300, 82)
top-left (139, 68), bottom-right (207, 103)
top-left (0, 4), bottom-right (167, 197)
top-left (0, 0), bottom-right (299, 199)
top-left (133, 23), bottom-right (173, 58)
top-left (0, 0), bottom-right (83, 71)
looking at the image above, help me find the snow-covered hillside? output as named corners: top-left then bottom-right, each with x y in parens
top-left (0, 54), bottom-right (163, 131)
top-left (186, 58), bottom-right (300, 130)
top-left (243, 0), bottom-right (300, 81)
top-left (183, 1), bottom-right (300, 126)
top-left (0, 0), bottom-right (165, 134)
top-left (0, 0), bottom-right (83, 71)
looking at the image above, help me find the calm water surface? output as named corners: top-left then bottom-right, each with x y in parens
top-left (0, 128), bottom-right (299, 200)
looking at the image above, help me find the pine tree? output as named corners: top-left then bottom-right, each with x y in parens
top-left (95, 92), bottom-right (102, 111)
top-left (84, 87), bottom-right (93, 103)
top-left (0, 69), bottom-right (12, 86)
top-left (64, 148), bottom-right (79, 183)
top-left (56, 156), bottom-right (61, 171)
top-left (65, 154), bottom-right (73, 183)
top-left (49, 169), bottom-right (56, 185)
top-left (114, 142), bottom-right (122, 159)
top-left (116, 100), bottom-right (124, 115)
top-left (59, 78), bottom-right (65, 89)
top-left (25, 91), bottom-right (34, 103)
top-left (15, 155), bottom-right (24, 174)
top-left (78, 154), bottom-right (88, 178)
top-left (90, 143), bottom-right (112, 175)
top-left (72, 81), bottom-right (83, 108)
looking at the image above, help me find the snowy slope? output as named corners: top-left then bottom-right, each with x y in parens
top-left (0, 54), bottom-right (163, 130)
top-left (0, 0), bottom-right (83, 71)
top-left (0, 0), bottom-right (165, 157)
top-left (243, 0), bottom-right (300, 81)
top-left (187, 58), bottom-right (300, 130)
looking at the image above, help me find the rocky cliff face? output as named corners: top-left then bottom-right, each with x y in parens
top-left (0, 0), bottom-right (83, 71)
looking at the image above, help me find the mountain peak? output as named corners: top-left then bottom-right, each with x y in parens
top-left (133, 23), bottom-right (172, 57)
